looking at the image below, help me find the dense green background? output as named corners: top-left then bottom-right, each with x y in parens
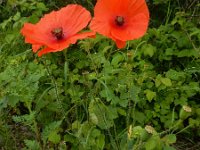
top-left (0, 0), bottom-right (200, 149)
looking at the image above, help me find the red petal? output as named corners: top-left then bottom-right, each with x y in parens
top-left (59, 5), bottom-right (92, 36)
top-left (32, 44), bottom-right (42, 52)
top-left (21, 4), bottom-right (93, 55)
top-left (111, 13), bottom-right (149, 41)
top-left (48, 31), bottom-right (96, 51)
top-left (90, 18), bottom-right (111, 37)
top-left (115, 39), bottom-right (126, 48)
top-left (37, 31), bottom-right (96, 56)
top-left (90, 0), bottom-right (149, 47)
top-left (38, 47), bottom-right (55, 57)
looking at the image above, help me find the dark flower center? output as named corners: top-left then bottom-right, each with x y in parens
top-left (115, 16), bottom-right (125, 26)
top-left (51, 27), bottom-right (63, 40)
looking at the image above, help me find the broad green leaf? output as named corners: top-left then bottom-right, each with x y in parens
top-left (48, 131), bottom-right (61, 144)
top-left (143, 44), bottom-right (156, 57)
top-left (163, 146), bottom-right (176, 150)
top-left (161, 78), bottom-right (172, 86)
top-left (144, 89), bottom-right (156, 102)
top-left (162, 134), bottom-right (176, 144)
top-left (145, 135), bottom-right (162, 150)
top-left (177, 49), bottom-right (199, 58)
top-left (166, 69), bottom-right (185, 81)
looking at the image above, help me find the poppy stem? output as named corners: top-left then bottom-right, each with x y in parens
top-left (42, 58), bottom-right (66, 119)
top-left (64, 59), bottom-right (69, 94)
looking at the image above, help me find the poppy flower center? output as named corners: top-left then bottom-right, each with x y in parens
top-left (51, 27), bottom-right (63, 40)
top-left (115, 16), bottom-right (125, 26)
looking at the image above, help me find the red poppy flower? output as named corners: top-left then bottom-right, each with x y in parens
top-left (21, 4), bottom-right (95, 56)
top-left (90, 0), bottom-right (150, 48)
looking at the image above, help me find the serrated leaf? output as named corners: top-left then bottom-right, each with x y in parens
top-left (12, 111), bottom-right (36, 125)
top-left (24, 140), bottom-right (40, 150)
top-left (42, 120), bottom-right (62, 143)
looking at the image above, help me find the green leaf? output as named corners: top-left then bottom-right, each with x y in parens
top-left (177, 49), bottom-right (199, 58)
top-left (24, 140), bottom-right (40, 150)
top-left (90, 113), bottom-right (99, 125)
top-left (145, 136), bottom-right (157, 150)
top-left (7, 95), bottom-right (20, 107)
top-left (144, 89), bottom-right (156, 102)
top-left (163, 146), bottom-right (176, 150)
top-left (145, 135), bottom-right (162, 150)
top-left (142, 44), bottom-right (156, 57)
top-left (13, 12), bottom-right (21, 21)
top-left (36, 2), bottom-right (48, 11)
top-left (111, 53), bottom-right (124, 67)
top-left (166, 69), bottom-right (185, 81)
top-left (161, 78), bottom-right (172, 86)
top-left (48, 131), bottom-right (61, 144)
top-left (89, 100), bottom-right (118, 129)
top-left (162, 134), bottom-right (176, 144)
top-left (129, 84), bottom-right (141, 102)
top-left (42, 120), bottom-right (62, 143)
top-left (12, 111), bottom-right (36, 125)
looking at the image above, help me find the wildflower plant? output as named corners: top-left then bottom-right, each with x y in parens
top-left (0, 0), bottom-right (200, 149)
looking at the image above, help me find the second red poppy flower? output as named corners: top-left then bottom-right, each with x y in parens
top-left (90, 0), bottom-right (150, 48)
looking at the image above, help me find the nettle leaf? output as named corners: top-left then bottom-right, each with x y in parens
top-left (89, 100), bottom-right (118, 129)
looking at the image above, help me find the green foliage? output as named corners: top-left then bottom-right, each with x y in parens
top-left (0, 0), bottom-right (200, 149)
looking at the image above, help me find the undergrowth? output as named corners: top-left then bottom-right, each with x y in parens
top-left (0, 0), bottom-right (200, 149)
